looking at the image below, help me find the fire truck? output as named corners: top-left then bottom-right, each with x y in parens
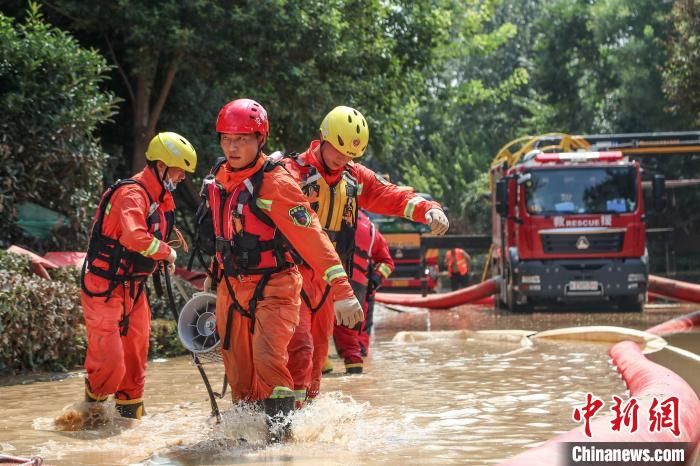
top-left (491, 132), bottom-right (700, 312)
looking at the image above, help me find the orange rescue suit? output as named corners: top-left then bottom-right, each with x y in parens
top-left (81, 167), bottom-right (174, 403)
top-left (283, 140), bottom-right (442, 400)
top-left (445, 248), bottom-right (470, 276)
top-left (212, 156), bottom-right (354, 401)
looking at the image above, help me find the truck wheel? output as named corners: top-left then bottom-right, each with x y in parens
top-left (616, 295), bottom-right (644, 312)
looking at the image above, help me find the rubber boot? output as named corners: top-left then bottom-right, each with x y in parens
top-left (114, 393), bottom-right (145, 419)
top-left (321, 358), bottom-right (334, 375)
top-left (84, 378), bottom-right (108, 403)
top-left (263, 387), bottom-right (296, 443)
top-left (294, 389), bottom-right (307, 410)
top-left (344, 360), bottom-right (363, 374)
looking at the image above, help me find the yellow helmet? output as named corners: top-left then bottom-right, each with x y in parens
top-left (319, 106), bottom-right (369, 158)
top-left (145, 132), bottom-right (197, 173)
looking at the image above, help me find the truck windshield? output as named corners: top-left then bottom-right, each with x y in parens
top-left (524, 166), bottom-right (637, 215)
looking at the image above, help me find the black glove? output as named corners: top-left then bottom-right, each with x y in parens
top-left (368, 271), bottom-right (383, 292)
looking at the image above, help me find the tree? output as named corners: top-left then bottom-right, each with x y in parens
top-left (0, 4), bottom-right (117, 250)
top-left (529, 0), bottom-right (683, 133)
top-left (39, 0), bottom-right (228, 172)
top-left (398, 0), bottom-right (530, 232)
top-left (664, 0), bottom-right (700, 126)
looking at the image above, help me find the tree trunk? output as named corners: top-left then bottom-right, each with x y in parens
top-left (130, 54), bottom-right (181, 173)
top-left (132, 70), bottom-right (154, 173)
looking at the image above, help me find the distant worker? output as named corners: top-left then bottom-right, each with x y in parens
top-left (444, 247), bottom-right (470, 291)
top-left (80, 132), bottom-right (197, 419)
top-left (333, 210), bottom-right (394, 373)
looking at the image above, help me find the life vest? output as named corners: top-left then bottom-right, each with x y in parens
top-left (81, 179), bottom-right (173, 298)
top-left (446, 248), bottom-right (469, 275)
top-left (348, 212), bottom-right (377, 305)
top-left (193, 157), bottom-right (295, 338)
top-left (197, 158), bottom-right (294, 277)
top-left (285, 153), bottom-right (358, 268)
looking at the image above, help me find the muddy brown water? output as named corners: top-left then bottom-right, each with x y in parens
top-left (0, 303), bottom-right (698, 465)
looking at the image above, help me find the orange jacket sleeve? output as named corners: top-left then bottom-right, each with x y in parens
top-left (111, 185), bottom-right (172, 261)
top-left (260, 168), bottom-right (355, 301)
top-left (354, 164), bottom-right (442, 223)
top-left (370, 229), bottom-right (394, 279)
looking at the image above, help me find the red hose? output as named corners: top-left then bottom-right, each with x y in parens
top-left (648, 274), bottom-right (700, 303)
top-left (646, 310), bottom-right (700, 337)
top-left (375, 278), bottom-right (499, 309)
top-left (499, 341), bottom-right (700, 465)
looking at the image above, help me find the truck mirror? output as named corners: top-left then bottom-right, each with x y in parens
top-left (496, 179), bottom-right (508, 217)
top-left (652, 174), bottom-right (666, 210)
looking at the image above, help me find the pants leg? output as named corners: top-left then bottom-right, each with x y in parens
top-left (250, 268), bottom-right (301, 399)
top-left (450, 274), bottom-right (460, 291)
top-left (333, 322), bottom-right (362, 365)
top-left (308, 296), bottom-right (335, 398)
top-left (287, 304), bottom-right (313, 392)
top-left (286, 266), bottom-right (320, 397)
top-left (114, 287), bottom-right (150, 400)
top-left (218, 269), bottom-right (302, 401)
top-left (82, 277), bottom-right (128, 397)
top-left (359, 295), bottom-right (374, 356)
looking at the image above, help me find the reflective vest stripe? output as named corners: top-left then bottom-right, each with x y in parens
top-left (256, 198), bottom-right (272, 211)
top-left (378, 262), bottom-right (393, 279)
top-left (403, 197), bottom-right (425, 221)
top-left (323, 264), bottom-right (347, 283)
top-left (140, 237), bottom-right (161, 257)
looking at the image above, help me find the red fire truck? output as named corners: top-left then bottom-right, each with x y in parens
top-left (491, 132), bottom-right (700, 312)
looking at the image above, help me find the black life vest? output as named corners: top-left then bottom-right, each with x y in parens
top-left (81, 179), bottom-right (173, 298)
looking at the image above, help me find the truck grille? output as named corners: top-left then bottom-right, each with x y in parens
top-left (540, 232), bottom-right (624, 254)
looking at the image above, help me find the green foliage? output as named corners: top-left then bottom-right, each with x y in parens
top-left (529, 0), bottom-right (685, 133)
top-left (0, 250), bottom-right (86, 373)
top-left (664, 0), bottom-right (700, 126)
top-left (399, 0), bottom-right (529, 231)
top-left (0, 249), bottom-right (192, 374)
top-left (0, 4), bottom-right (117, 251)
top-left (149, 319), bottom-right (188, 359)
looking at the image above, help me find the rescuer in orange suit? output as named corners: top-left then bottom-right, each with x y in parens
top-left (444, 247), bottom-right (470, 291)
top-left (281, 106), bottom-right (450, 404)
top-left (332, 210), bottom-right (394, 373)
top-left (200, 99), bottom-right (363, 436)
top-left (80, 132), bottom-right (197, 419)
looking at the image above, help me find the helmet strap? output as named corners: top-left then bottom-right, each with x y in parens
top-left (318, 141), bottom-right (334, 174)
top-left (154, 163), bottom-right (169, 202)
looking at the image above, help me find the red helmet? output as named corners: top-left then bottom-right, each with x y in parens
top-left (216, 99), bottom-right (269, 142)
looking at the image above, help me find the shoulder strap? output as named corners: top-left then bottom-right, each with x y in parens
top-left (93, 179), bottom-right (153, 235)
top-left (210, 157), bottom-right (227, 175)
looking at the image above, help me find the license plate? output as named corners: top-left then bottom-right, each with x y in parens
top-left (568, 281), bottom-right (599, 291)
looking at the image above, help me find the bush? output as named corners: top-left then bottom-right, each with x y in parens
top-left (0, 4), bottom-right (117, 251)
top-left (0, 250), bottom-right (85, 373)
top-left (149, 319), bottom-right (188, 359)
top-left (0, 250), bottom-right (191, 374)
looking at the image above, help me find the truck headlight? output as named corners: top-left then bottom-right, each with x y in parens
top-left (627, 273), bottom-right (646, 282)
top-left (521, 275), bottom-right (541, 284)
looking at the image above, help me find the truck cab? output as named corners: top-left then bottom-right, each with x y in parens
top-left (492, 150), bottom-right (665, 311)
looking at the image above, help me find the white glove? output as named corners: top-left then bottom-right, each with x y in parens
top-left (166, 248), bottom-right (177, 264)
top-left (203, 276), bottom-right (212, 293)
top-left (425, 208), bottom-right (449, 235)
top-left (334, 297), bottom-right (364, 328)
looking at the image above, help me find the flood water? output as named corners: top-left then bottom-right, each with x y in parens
top-left (1, 303), bottom-right (698, 465)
